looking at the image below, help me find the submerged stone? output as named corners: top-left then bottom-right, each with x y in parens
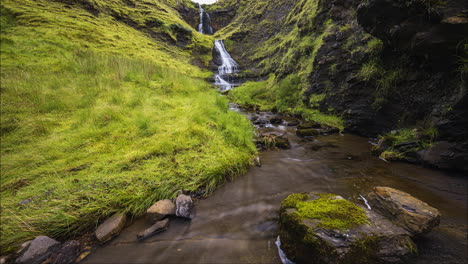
top-left (95, 214), bottom-right (127, 243)
top-left (278, 193), bottom-right (417, 264)
top-left (367, 187), bottom-right (441, 236)
top-left (137, 219), bottom-right (170, 241)
top-left (296, 128), bottom-right (320, 137)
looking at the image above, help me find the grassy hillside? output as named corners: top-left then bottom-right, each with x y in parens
top-left (0, 0), bottom-right (255, 252)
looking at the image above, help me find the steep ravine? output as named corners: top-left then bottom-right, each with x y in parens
top-left (203, 0), bottom-right (468, 173)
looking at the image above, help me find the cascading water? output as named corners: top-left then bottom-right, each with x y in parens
top-left (197, 5), bottom-right (238, 92)
top-left (197, 5), bottom-right (213, 35)
top-left (213, 39), bottom-right (239, 91)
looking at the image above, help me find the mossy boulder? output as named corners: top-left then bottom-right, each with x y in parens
top-left (278, 193), bottom-right (417, 264)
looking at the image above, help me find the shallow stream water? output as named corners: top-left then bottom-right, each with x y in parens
top-left (84, 110), bottom-right (467, 263)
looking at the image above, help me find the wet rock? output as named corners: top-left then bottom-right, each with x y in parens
top-left (278, 193), bottom-right (416, 264)
top-left (95, 214), bottom-right (127, 243)
top-left (0, 255), bottom-right (11, 264)
top-left (256, 132), bottom-right (290, 150)
top-left (367, 187), bottom-right (440, 236)
top-left (296, 128), bottom-right (319, 137)
top-left (137, 219), bottom-right (170, 241)
top-left (297, 121), bottom-right (321, 130)
top-left (269, 117), bottom-right (283, 125)
top-left (318, 126), bottom-right (340, 135)
top-left (417, 141), bottom-right (468, 172)
top-left (283, 117), bottom-right (300, 126)
top-left (49, 240), bottom-right (81, 264)
top-left (146, 199), bottom-right (176, 223)
top-left (175, 193), bottom-right (194, 219)
top-left (15, 236), bottom-right (60, 264)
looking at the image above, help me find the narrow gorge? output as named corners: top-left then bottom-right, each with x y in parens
top-left (0, 0), bottom-right (466, 263)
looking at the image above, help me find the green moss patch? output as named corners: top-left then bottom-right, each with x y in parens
top-left (283, 193), bottom-right (369, 230)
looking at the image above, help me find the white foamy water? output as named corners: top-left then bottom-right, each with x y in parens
top-left (359, 194), bottom-right (372, 210)
top-left (214, 40), bottom-right (238, 75)
top-left (275, 236), bottom-right (295, 264)
top-left (197, 5), bottom-right (213, 34)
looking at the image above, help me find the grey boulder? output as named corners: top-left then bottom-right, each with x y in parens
top-left (15, 236), bottom-right (60, 264)
top-left (175, 193), bottom-right (194, 219)
top-left (146, 199), bottom-right (176, 223)
top-left (95, 213), bottom-right (127, 243)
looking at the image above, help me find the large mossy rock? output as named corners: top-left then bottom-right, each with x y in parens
top-left (278, 193), bottom-right (417, 264)
top-left (367, 187), bottom-right (441, 236)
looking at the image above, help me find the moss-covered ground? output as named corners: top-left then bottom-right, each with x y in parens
top-left (0, 0), bottom-right (256, 252)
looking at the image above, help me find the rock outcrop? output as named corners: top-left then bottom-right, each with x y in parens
top-left (367, 187), bottom-right (441, 236)
top-left (15, 236), bottom-right (60, 264)
top-left (95, 214), bottom-right (127, 243)
top-left (146, 199), bottom-right (176, 223)
top-left (278, 189), bottom-right (440, 264)
top-left (278, 193), bottom-right (416, 263)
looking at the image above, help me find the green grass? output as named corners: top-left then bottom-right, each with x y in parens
top-left (229, 74), bottom-right (344, 129)
top-left (1, 0), bottom-right (256, 253)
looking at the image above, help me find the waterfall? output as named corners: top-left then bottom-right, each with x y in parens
top-left (197, 6), bottom-right (238, 92)
top-left (214, 40), bottom-right (238, 75)
top-left (213, 40), bottom-right (239, 91)
top-left (197, 5), bottom-right (213, 35)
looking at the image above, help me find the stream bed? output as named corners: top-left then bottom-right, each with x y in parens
top-left (84, 109), bottom-right (467, 263)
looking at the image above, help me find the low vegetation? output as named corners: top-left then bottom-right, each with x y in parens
top-left (1, 0), bottom-right (255, 252)
top-left (229, 75), bottom-right (344, 129)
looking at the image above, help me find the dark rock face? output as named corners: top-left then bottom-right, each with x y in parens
top-left (417, 141), bottom-right (468, 172)
top-left (15, 236), bottom-right (60, 264)
top-left (49, 240), bottom-right (81, 264)
top-left (357, 0), bottom-right (468, 62)
top-left (278, 193), bottom-right (417, 264)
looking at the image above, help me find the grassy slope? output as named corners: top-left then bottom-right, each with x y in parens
top-left (212, 0), bottom-right (344, 129)
top-left (0, 0), bottom-right (255, 252)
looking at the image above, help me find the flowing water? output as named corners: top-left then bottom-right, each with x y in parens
top-left (197, 5), bottom-right (213, 35)
top-left (83, 8), bottom-right (467, 264)
top-left (84, 115), bottom-right (467, 263)
top-left (214, 39), bottom-right (238, 91)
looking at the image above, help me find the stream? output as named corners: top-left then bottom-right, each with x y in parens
top-left (83, 7), bottom-right (467, 264)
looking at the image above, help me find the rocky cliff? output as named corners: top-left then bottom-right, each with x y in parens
top-left (198, 0), bottom-right (468, 172)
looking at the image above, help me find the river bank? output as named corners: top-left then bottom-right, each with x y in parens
top-left (84, 108), bottom-right (467, 263)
